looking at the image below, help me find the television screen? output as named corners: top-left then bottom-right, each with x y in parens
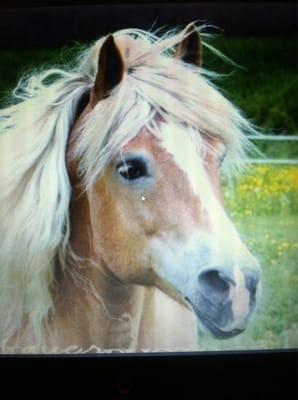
top-left (0, 2), bottom-right (297, 360)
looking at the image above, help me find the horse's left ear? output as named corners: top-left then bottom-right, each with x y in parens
top-left (175, 23), bottom-right (202, 67)
top-left (90, 34), bottom-right (124, 106)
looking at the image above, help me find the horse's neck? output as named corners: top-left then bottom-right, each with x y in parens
top-left (50, 264), bottom-right (146, 352)
top-left (137, 287), bottom-right (199, 351)
top-left (47, 186), bottom-right (146, 351)
top-left (51, 274), bottom-right (198, 352)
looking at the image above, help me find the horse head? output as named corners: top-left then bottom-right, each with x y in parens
top-left (67, 24), bottom-right (261, 340)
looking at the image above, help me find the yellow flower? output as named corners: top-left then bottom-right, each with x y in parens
top-left (223, 165), bottom-right (298, 216)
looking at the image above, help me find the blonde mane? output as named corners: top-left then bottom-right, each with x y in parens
top-left (0, 25), bottom-right (258, 349)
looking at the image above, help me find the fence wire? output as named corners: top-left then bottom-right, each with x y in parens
top-left (248, 135), bottom-right (298, 164)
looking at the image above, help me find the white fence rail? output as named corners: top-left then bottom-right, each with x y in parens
top-left (247, 135), bottom-right (298, 165)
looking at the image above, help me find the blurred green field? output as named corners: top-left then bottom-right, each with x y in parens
top-left (206, 37), bottom-right (298, 135)
top-left (199, 165), bottom-right (298, 350)
top-left (209, 37), bottom-right (298, 159)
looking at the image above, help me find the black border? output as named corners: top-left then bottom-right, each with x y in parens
top-left (1, 349), bottom-right (297, 396)
top-left (1, 0), bottom-right (298, 9)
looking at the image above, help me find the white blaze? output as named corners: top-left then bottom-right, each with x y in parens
top-left (159, 121), bottom-right (246, 262)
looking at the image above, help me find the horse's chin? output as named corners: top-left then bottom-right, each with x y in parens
top-left (185, 295), bottom-right (250, 339)
top-left (196, 314), bottom-right (246, 339)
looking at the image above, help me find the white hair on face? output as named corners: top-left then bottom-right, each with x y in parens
top-left (159, 121), bottom-right (210, 202)
top-left (159, 121), bottom-right (246, 262)
top-left (0, 24), bottom-right (258, 348)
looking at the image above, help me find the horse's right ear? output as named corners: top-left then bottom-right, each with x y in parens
top-left (90, 34), bottom-right (124, 107)
top-left (175, 23), bottom-right (202, 67)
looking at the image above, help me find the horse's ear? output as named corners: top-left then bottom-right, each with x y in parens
top-left (90, 34), bottom-right (124, 106)
top-left (175, 23), bottom-right (202, 67)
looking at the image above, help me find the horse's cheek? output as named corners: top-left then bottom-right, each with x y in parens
top-left (90, 187), bottom-right (149, 281)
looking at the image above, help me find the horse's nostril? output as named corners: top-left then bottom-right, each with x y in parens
top-left (198, 269), bottom-right (231, 302)
top-left (218, 271), bottom-right (236, 287)
top-left (242, 268), bottom-right (260, 297)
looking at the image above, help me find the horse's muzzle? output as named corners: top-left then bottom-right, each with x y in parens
top-left (186, 265), bottom-right (261, 338)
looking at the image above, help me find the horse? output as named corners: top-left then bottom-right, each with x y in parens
top-left (0, 23), bottom-right (262, 353)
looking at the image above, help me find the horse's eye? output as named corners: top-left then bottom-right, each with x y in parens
top-left (117, 158), bottom-right (149, 180)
